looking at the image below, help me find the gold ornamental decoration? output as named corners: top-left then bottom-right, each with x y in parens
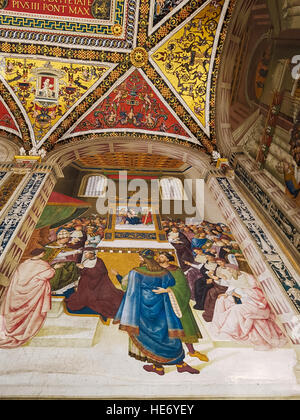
top-left (112, 24), bottom-right (123, 36)
top-left (130, 47), bottom-right (148, 68)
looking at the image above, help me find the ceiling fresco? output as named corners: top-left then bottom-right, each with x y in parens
top-left (76, 151), bottom-right (185, 170)
top-left (151, 0), bottom-right (225, 135)
top-left (0, 97), bottom-right (20, 136)
top-left (0, 0), bottom-right (235, 156)
top-left (0, 0), bottom-right (135, 50)
top-left (149, 0), bottom-right (187, 33)
top-left (0, 57), bottom-right (112, 145)
top-left (66, 68), bottom-right (195, 143)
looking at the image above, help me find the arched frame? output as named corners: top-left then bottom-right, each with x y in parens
top-left (0, 135), bottom-right (300, 381)
top-left (78, 173), bottom-right (109, 198)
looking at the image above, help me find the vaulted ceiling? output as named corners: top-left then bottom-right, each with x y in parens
top-left (0, 0), bottom-right (234, 157)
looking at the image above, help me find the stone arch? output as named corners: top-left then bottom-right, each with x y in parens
top-left (0, 136), bottom-right (21, 162)
top-left (215, 0), bottom-right (256, 156)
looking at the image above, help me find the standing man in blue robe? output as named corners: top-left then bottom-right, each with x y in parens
top-left (113, 249), bottom-right (200, 376)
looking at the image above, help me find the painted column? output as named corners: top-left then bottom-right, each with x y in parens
top-left (206, 172), bottom-right (300, 382)
top-left (215, 0), bottom-right (256, 156)
top-left (255, 90), bottom-right (284, 168)
top-left (0, 160), bottom-right (63, 292)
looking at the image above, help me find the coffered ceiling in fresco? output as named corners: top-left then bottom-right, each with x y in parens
top-left (76, 152), bottom-right (186, 170)
top-left (0, 0), bottom-right (234, 156)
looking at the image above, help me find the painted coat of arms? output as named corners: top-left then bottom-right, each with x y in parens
top-left (33, 63), bottom-right (64, 105)
top-left (91, 0), bottom-right (112, 20)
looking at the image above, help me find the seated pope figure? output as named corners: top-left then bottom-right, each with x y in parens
top-left (126, 209), bottom-right (142, 225)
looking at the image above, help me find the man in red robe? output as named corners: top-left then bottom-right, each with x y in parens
top-left (65, 249), bottom-right (124, 319)
top-left (0, 248), bottom-right (55, 348)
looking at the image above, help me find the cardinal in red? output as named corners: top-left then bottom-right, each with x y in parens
top-left (65, 248), bottom-right (124, 318)
top-left (0, 248), bottom-right (55, 348)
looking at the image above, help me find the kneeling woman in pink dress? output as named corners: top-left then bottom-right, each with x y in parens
top-left (212, 268), bottom-right (287, 350)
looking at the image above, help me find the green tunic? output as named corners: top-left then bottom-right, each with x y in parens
top-left (167, 264), bottom-right (202, 343)
top-left (48, 261), bottom-right (79, 291)
top-left (42, 245), bottom-right (79, 291)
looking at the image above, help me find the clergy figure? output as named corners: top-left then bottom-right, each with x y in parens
top-left (43, 229), bottom-right (81, 292)
top-left (168, 227), bottom-right (194, 272)
top-left (113, 249), bottom-right (200, 376)
top-left (65, 249), bottom-right (124, 319)
top-left (0, 249), bottom-right (55, 348)
top-left (202, 258), bottom-right (231, 322)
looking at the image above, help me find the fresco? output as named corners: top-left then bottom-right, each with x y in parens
top-left (0, 57), bottom-right (110, 144)
top-left (152, 0), bottom-right (186, 28)
top-left (152, 0), bottom-right (225, 132)
top-left (0, 173), bottom-right (25, 213)
top-left (254, 45), bottom-right (272, 101)
top-left (76, 152), bottom-right (185, 170)
top-left (71, 69), bottom-right (191, 140)
top-left (277, 161), bottom-right (300, 204)
top-left (0, 172), bottom-right (46, 256)
top-left (0, 0), bottom-right (138, 55)
top-left (115, 206), bottom-right (155, 229)
top-left (290, 110), bottom-right (300, 168)
top-left (0, 195), bottom-right (287, 354)
top-left (1, 0), bottom-right (104, 19)
top-left (0, 98), bottom-right (20, 135)
top-left (216, 176), bottom-right (300, 313)
top-left (0, 0), bottom-right (129, 38)
top-left (0, 0), bottom-right (297, 399)
top-left (0, 0), bottom-right (233, 155)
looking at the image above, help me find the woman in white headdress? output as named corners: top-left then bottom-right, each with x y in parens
top-left (212, 267), bottom-right (287, 350)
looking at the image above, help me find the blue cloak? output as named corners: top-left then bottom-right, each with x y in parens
top-left (191, 237), bottom-right (208, 249)
top-left (285, 179), bottom-right (299, 198)
top-left (114, 266), bottom-right (185, 365)
top-left (126, 216), bottom-right (142, 225)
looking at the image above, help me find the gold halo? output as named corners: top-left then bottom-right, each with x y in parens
top-left (130, 47), bottom-right (148, 68)
top-left (112, 24), bottom-right (123, 36)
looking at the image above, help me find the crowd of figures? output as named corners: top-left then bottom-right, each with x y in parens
top-left (0, 214), bottom-right (287, 375)
top-left (38, 215), bottom-right (108, 294)
top-left (49, 215), bottom-right (107, 249)
top-left (0, 214), bottom-right (126, 349)
top-left (162, 218), bottom-right (287, 349)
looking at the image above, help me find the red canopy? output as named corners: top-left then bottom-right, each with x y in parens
top-left (47, 191), bottom-right (91, 207)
